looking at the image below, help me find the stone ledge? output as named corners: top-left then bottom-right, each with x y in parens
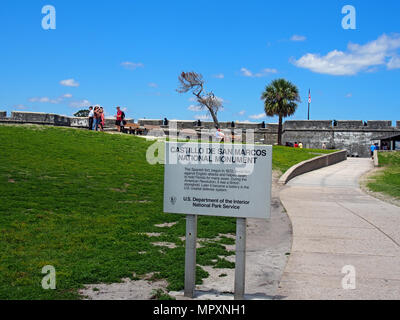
top-left (278, 150), bottom-right (348, 185)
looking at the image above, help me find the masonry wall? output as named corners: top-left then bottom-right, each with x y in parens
top-left (282, 120), bottom-right (400, 157)
top-left (1, 111), bottom-right (400, 158)
top-left (0, 111), bottom-right (133, 128)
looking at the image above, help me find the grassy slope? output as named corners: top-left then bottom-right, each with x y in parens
top-left (0, 125), bottom-right (332, 299)
top-left (367, 152), bottom-right (400, 199)
top-left (271, 145), bottom-right (335, 173)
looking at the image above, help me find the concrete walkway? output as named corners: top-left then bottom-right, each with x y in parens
top-left (278, 158), bottom-right (400, 300)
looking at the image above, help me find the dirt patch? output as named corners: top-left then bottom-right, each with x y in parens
top-left (110, 188), bottom-right (126, 193)
top-left (359, 167), bottom-right (400, 207)
top-left (145, 233), bottom-right (162, 237)
top-left (152, 242), bottom-right (177, 249)
top-left (155, 222), bottom-right (178, 228)
top-left (79, 277), bottom-right (168, 300)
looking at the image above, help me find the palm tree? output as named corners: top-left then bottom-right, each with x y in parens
top-left (261, 78), bottom-right (301, 145)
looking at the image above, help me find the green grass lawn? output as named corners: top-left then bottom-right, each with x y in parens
top-left (0, 125), bottom-right (332, 300)
top-left (367, 151), bottom-right (400, 199)
top-left (271, 145), bottom-right (335, 173)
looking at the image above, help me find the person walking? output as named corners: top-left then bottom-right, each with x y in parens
top-left (115, 106), bottom-right (123, 132)
top-left (370, 143), bottom-right (376, 158)
top-left (88, 106), bottom-right (94, 130)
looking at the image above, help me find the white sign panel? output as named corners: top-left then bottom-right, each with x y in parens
top-left (164, 142), bottom-right (272, 219)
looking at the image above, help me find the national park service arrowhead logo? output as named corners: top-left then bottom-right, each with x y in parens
top-left (170, 196), bottom-right (177, 205)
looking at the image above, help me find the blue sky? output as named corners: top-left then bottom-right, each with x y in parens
top-left (0, 0), bottom-right (399, 124)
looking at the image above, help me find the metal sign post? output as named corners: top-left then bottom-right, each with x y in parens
top-left (184, 214), bottom-right (197, 298)
top-left (234, 217), bottom-right (247, 300)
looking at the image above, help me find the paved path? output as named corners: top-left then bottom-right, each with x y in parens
top-left (278, 158), bottom-right (400, 300)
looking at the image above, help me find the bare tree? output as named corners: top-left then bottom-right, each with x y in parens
top-left (177, 71), bottom-right (222, 128)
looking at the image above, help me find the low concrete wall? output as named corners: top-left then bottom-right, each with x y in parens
top-left (278, 150), bottom-right (348, 185)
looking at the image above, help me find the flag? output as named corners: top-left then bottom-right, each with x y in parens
top-left (308, 89), bottom-right (311, 104)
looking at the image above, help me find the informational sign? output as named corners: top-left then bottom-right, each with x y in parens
top-left (164, 142), bottom-right (272, 219)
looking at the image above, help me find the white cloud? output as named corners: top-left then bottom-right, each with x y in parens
top-left (214, 96), bottom-right (225, 105)
top-left (290, 35), bottom-right (307, 42)
top-left (238, 110), bottom-right (246, 116)
top-left (345, 93), bottom-right (353, 98)
top-left (29, 94), bottom-right (73, 104)
top-left (387, 55), bottom-right (400, 69)
top-left (213, 73), bottom-right (225, 79)
top-left (69, 99), bottom-right (91, 109)
top-left (29, 97), bottom-right (49, 103)
top-left (240, 68), bottom-right (253, 77)
top-left (194, 114), bottom-right (211, 121)
top-left (60, 79), bottom-right (80, 87)
top-left (188, 105), bottom-right (203, 112)
top-left (148, 82), bottom-right (158, 88)
top-left (121, 61), bottom-right (144, 70)
top-left (292, 33), bottom-right (400, 75)
top-left (241, 67), bottom-right (278, 78)
top-left (249, 113), bottom-right (266, 120)
top-left (14, 104), bottom-right (28, 110)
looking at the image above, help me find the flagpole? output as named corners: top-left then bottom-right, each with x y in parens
top-left (307, 89), bottom-right (311, 120)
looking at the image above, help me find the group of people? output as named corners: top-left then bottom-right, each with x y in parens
top-left (294, 142), bottom-right (303, 149)
top-left (88, 106), bottom-right (126, 132)
top-left (88, 106), bottom-right (105, 131)
top-left (286, 142), bottom-right (304, 148)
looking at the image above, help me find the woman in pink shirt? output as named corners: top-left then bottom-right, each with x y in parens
top-left (99, 107), bottom-right (105, 132)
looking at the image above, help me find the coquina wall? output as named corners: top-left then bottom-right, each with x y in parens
top-left (282, 120), bottom-right (400, 157)
top-left (0, 111), bottom-right (134, 129)
top-left (1, 111), bottom-right (399, 158)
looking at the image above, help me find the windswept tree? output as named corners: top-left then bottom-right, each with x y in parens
top-left (261, 78), bottom-right (301, 145)
top-left (177, 71), bottom-right (222, 128)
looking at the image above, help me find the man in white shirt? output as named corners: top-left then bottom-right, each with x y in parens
top-left (88, 106), bottom-right (94, 130)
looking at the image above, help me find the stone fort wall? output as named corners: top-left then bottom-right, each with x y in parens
top-left (282, 120), bottom-right (400, 157)
top-left (1, 111), bottom-right (399, 158)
